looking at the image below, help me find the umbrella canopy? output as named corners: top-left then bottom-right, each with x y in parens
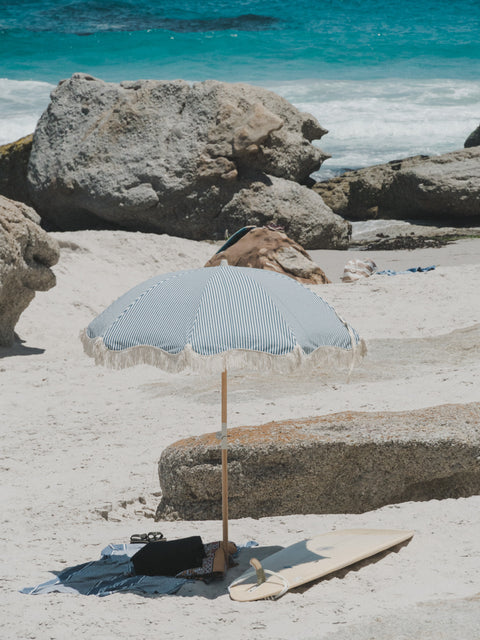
top-left (81, 262), bottom-right (365, 372)
top-left (81, 262), bottom-right (366, 566)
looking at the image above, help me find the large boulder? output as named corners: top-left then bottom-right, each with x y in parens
top-left (314, 148), bottom-right (480, 222)
top-left (464, 124), bottom-right (480, 148)
top-left (218, 175), bottom-right (350, 249)
top-left (313, 155), bottom-right (428, 220)
top-left (0, 135), bottom-right (33, 206)
top-left (0, 196), bottom-right (60, 346)
top-left (26, 73), bottom-right (347, 248)
top-left (205, 226), bottom-right (331, 283)
top-left (389, 148), bottom-right (480, 220)
top-left (155, 402), bottom-right (480, 520)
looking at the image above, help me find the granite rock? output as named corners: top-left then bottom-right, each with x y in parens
top-left (389, 148), bottom-right (480, 220)
top-left (218, 176), bottom-right (350, 249)
top-left (0, 195), bottom-right (60, 346)
top-left (314, 148), bottom-right (480, 222)
top-left (156, 402), bottom-right (480, 520)
top-left (313, 155), bottom-right (428, 220)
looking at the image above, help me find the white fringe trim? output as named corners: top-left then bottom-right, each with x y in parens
top-left (80, 329), bottom-right (367, 374)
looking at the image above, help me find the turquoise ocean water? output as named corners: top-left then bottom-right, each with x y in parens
top-left (1, 0), bottom-right (479, 178)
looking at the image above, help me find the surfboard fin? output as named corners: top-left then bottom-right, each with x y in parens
top-left (249, 558), bottom-right (266, 585)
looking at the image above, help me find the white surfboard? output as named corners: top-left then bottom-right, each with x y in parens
top-left (229, 528), bottom-right (414, 601)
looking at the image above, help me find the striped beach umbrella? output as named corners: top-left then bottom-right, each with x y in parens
top-left (81, 262), bottom-right (366, 561)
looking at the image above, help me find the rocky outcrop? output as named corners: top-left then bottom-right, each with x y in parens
top-left (464, 124), bottom-right (480, 148)
top-left (26, 73), bottom-right (348, 248)
top-left (314, 148), bottom-right (480, 222)
top-left (313, 156), bottom-right (428, 220)
top-left (0, 135), bottom-right (33, 206)
top-left (0, 196), bottom-right (60, 346)
top-left (218, 175), bottom-right (350, 249)
top-left (155, 402), bottom-right (480, 520)
top-left (389, 148), bottom-right (480, 220)
top-left (205, 226), bottom-right (331, 283)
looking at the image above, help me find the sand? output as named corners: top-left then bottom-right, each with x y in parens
top-left (1, 231), bottom-right (479, 639)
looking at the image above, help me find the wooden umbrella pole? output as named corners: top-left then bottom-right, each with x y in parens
top-left (221, 367), bottom-right (229, 568)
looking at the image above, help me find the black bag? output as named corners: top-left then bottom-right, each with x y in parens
top-left (131, 536), bottom-right (206, 576)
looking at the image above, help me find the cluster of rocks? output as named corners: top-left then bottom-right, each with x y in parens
top-left (0, 75), bottom-right (345, 342)
top-left (20, 73), bottom-right (349, 250)
top-left (1, 75), bottom-right (479, 252)
top-left (1, 78), bottom-right (479, 242)
top-left (155, 402), bottom-right (480, 520)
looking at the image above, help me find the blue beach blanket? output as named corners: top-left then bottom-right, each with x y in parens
top-left (21, 541), bottom-right (259, 597)
top-left (376, 265), bottom-right (436, 276)
top-left (20, 543), bottom-right (187, 597)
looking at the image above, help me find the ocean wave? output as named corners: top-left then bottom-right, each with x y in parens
top-left (269, 78), bottom-right (480, 176)
top-left (0, 79), bottom-right (54, 145)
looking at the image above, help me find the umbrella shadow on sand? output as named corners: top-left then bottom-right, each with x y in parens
top-left (179, 537), bottom-right (413, 599)
top-left (288, 537), bottom-right (413, 594)
top-left (176, 544), bottom-right (284, 599)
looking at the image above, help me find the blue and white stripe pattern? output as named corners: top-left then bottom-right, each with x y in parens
top-left (82, 264), bottom-right (365, 372)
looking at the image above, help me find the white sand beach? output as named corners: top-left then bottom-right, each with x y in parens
top-left (1, 231), bottom-right (479, 639)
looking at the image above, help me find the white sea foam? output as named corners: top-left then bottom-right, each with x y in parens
top-left (0, 78), bottom-right (54, 144)
top-left (269, 78), bottom-right (480, 178)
